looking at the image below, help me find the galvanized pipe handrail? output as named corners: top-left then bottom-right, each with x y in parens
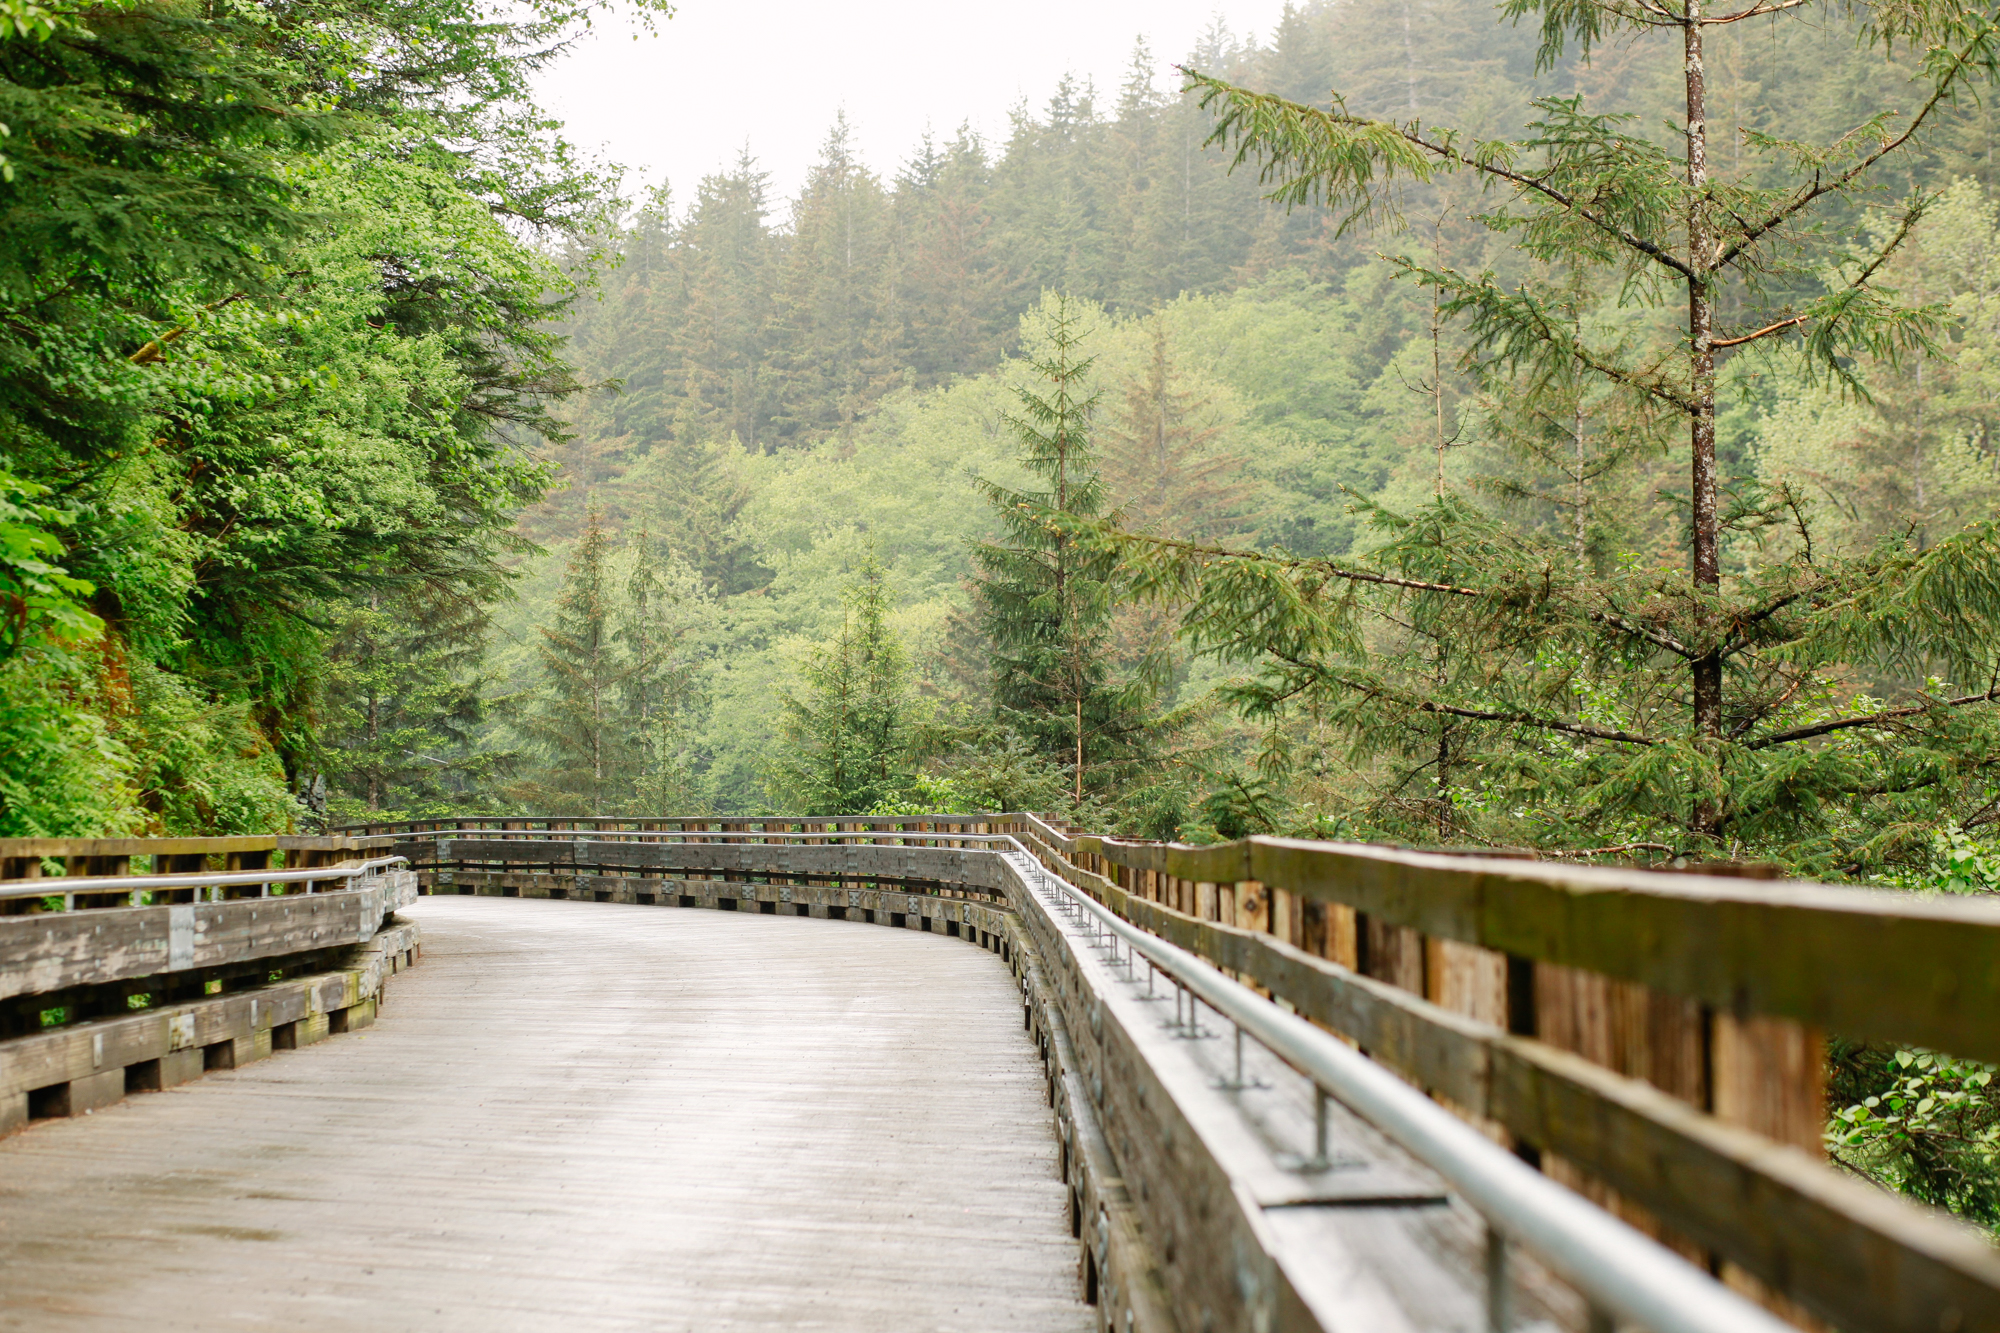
top-left (1004, 842), bottom-right (1794, 1333)
top-left (0, 855), bottom-right (408, 903)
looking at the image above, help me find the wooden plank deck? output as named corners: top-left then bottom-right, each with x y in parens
top-left (0, 897), bottom-right (1092, 1332)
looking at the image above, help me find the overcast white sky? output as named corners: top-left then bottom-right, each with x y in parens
top-left (534, 0), bottom-right (1291, 209)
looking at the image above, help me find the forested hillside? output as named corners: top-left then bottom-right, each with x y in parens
top-left (384, 0), bottom-right (2000, 876)
top-left (0, 0), bottom-right (680, 836)
top-left (12, 0), bottom-right (2000, 896)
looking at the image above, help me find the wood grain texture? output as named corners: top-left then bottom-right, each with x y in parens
top-left (0, 897), bottom-right (1089, 1333)
top-left (1016, 823), bottom-right (2000, 1065)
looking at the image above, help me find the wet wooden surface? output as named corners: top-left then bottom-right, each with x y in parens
top-left (0, 897), bottom-right (1090, 1332)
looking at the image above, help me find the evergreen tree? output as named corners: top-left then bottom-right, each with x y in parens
top-left (974, 295), bottom-right (1158, 809)
top-left (1117, 0), bottom-right (2000, 870)
top-left (767, 117), bottom-right (894, 447)
top-left (617, 525), bottom-right (707, 813)
top-left (322, 591), bottom-right (506, 817)
top-left (1098, 316), bottom-right (1253, 684)
top-left (515, 508), bottom-right (631, 813)
top-left (1100, 316), bottom-right (1251, 540)
top-left (888, 125), bottom-right (1007, 386)
top-left (766, 554), bottom-right (914, 814)
top-left (675, 155), bottom-right (778, 452)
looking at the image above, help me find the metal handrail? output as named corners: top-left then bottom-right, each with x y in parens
top-left (1003, 842), bottom-right (1793, 1333)
top-left (0, 855), bottom-right (408, 904)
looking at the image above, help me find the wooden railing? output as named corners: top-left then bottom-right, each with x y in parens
top-left (1000, 814), bottom-right (2000, 1333)
top-left (0, 833), bottom-right (422, 1134)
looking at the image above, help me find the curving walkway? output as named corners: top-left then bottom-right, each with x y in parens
top-left (0, 897), bottom-right (1091, 1332)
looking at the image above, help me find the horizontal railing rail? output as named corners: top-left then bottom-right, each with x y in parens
top-left (391, 829), bottom-right (1016, 848)
top-left (335, 814), bottom-right (1012, 837)
top-left (0, 856), bottom-right (407, 908)
top-left (1002, 813), bottom-right (2000, 1333)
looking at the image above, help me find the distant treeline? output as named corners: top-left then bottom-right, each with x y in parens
top-left (542, 0), bottom-right (2000, 555)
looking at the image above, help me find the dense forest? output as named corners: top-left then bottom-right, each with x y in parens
top-left (449, 0), bottom-right (2000, 875)
top-left (12, 0), bottom-right (2000, 873)
top-left (12, 0), bottom-right (2000, 1228)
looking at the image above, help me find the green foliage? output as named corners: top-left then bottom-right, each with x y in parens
top-left (974, 294), bottom-right (1163, 809)
top-left (766, 554), bottom-right (917, 815)
top-left (323, 591), bottom-right (507, 819)
top-left (0, 649), bottom-right (131, 836)
top-left (0, 0), bottom-right (659, 831)
top-left (619, 526), bottom-right (708, 814)
top-left (0, 469), bottom-right (100, 656)
top-left (512, 509), bottom-right (629, 814)
top-left (1094, 0), bottom-right (2000, 870)
top-left (1829, 1043), bottom-right (2000, 1232)
top-left (122, 659), bottom-right (294, 835)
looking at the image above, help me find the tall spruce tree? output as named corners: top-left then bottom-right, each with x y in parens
top-left (974, 295), bottom-right (1159, 810)
top-left (1115, 0), bottom-right (2000, 870)
top-left (322, 590), bottom-right (506, 817)
top-left (766, 554), bottom-right (914, 814)
top-left (515, 508), bottom-right (631, 813)
top-left (618, 524), bottom-right (706, 814)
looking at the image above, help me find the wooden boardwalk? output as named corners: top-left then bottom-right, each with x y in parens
top-left (0, 898), bottom-right (1092, 1332)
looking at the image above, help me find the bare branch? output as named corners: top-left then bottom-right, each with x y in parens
top-left (1711, 314), bottom-right (1806, 349)
top-left (1717, 39), bottom-right (1981, 269)
top-left (130, 293), bottom-right (255, 365)
top-left (1705, 0), bottom-right (1811, 23)
top-left (1747, 687), bottom-right (2000, 750)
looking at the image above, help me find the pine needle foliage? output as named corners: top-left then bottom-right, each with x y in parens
top-left (618, 525), bottom-right (705, 814)
top-left (974, 295), bottom-right (1161, 810)
top-left (766, 553), bottom-right (914, 815)
top-left (1117, 2), bottom-right (2000, 870)
top-left (323, 589), bottom-right (507, 817)
top-left (515, 507), bottom-right (631, 814)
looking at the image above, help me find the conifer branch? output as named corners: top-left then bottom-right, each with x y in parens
top-left (1325, 671), bottom-right (1661, 745)
top-left (1716, 32), bottom-right (1989, 269)
top-left (1113, 529), bottom-right (1694, 658)
top-left (1397, 261), bottom-right (1697, 410)
top-left (1186, 75), bottom-right (1697, 279)
top-left (1746, 687), bottom-right (2000, 750)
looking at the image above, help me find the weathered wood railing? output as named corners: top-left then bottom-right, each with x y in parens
top-left (0, 834), bottom-right (422, 1132)
top-left (1002, 815), bottom-right (2000, 1333)
top-left (344, 813), bottom-right (2000, 1333)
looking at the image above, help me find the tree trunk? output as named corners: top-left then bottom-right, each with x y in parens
top-left (1685, 2), bottom-right (1724, 840)
top-left (366, 691), bottom-right (380, 811)
top-left (1075, 694), bottom-right (1084, 808)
